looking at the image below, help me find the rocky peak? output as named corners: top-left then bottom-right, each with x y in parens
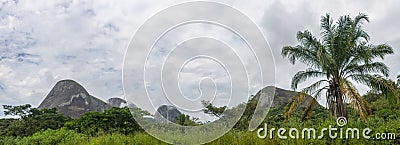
top-left (154, 105), bottom-right (182, 123)
top-left (252, 86), bottom-right (315, 107)
top-left (38, 79), bottom-right (111, 118)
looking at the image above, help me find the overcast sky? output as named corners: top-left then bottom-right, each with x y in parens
top-left (0, 0), bottom-right (399, 117)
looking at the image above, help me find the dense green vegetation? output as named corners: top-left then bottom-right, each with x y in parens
top-left (1, 105), bottom-right (70, 137)
top-left (0, 93), bottom-right (399, 144)
top-left (64, 107), bottom-right (142, 136)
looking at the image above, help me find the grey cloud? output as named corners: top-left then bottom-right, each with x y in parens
top-left (260, 0), bottom-right (400, 97)
top-left (261, 0), bottom-right (319, 89)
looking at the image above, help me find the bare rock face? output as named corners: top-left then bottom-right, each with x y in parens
top-left (154, 105), bottom-right (182, 123)
top-left (38, 80), bottom-right (111, 118)
top-left (107, 98), bottom-right (127, 107)
top-left (252, 86), bottom-right (315, 107)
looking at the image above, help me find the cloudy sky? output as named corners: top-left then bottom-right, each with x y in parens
top-left (0, 0), bottom-right (399, 118)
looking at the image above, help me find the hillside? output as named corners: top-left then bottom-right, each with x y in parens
top-left (38, 80), bottom-right (111, 118)
top-left (252, 86), bottom-right (316, 108)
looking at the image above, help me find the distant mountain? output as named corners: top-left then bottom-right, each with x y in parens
top-left (37, 80), bottom-right (314, 120)
top-left (252, 86), bottom-right (315, 107)
top-left (154, 105), bottom-right (182, 123)
top-left (38, 80), bottom-right (111, 118)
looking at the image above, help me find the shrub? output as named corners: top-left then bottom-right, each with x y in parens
top-left (18, 129), bottom-right (87, 145)
top-left (65, 107), bottom-right (142, 136)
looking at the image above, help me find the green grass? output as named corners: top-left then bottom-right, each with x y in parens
top-left (1, 117), bottom-right (399, 145)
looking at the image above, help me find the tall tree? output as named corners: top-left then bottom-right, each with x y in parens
top-left (3, 104), bottom-right (32, 118)
top-left (64, 107), bottom-right (142, 136)
top-left (4, 106), bottom-right (69, 137)
top-left (174, 114), bottom-right (198, 126)
top-left (282, 13), bottom-right (394, 121)
top-left (201, 100), bottom-right (226, 119)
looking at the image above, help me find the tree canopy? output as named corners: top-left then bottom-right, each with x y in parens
top-left (282, 13), bottom-right (394, 121)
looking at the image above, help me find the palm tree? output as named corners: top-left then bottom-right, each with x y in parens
top-left (368, 75), bottom-right (399, 106)
top-left (282, 13), bottom-right (394, 121)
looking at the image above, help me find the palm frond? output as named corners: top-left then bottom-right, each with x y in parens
top-left (354, 13), bottom-right (369, 28)
top-left (349, 74), bottom-right (398, 104)
top-left (301, 79), bottom-right (329, 95)
top-left (370, 44), bottom-right (394, 59)
top-left (343, 62), bottom-right (390, 78)
top-left (284, 92), bottom-right (308, 121)
top-left (291, 69), bottom-right (326, 90)
top-left (320, 13), bottom-right (334, 42)
top-left (353, 28), bottom-right (370, 43)
top-left (297, 30), bottom-right (321, 51)
top-left (282, 45), bottom-right (318, 67)
top-left (302, 98), bottom-right (318, 121)
top-left (341, 80), bottom-right (371, 121)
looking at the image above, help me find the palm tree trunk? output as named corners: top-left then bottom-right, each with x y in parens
top-left (328, 82), bottom-right (348, 119)
top-left (335, 88), bottom-right (347, 118)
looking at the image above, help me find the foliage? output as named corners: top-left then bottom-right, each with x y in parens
top-left (364, 92), bottom-right (381, 104)
top-left (130, 107), bottom-right (152, 118)
top-left (64, 107), bottom-right (142, 136)
top-left (1, 117), bottom-right (399, 145)
top-left (375, 109), bottom-right (400, 120)
top-left (3, 106), bottom-right (69, 137)
top-left (367, 76), bottom-right (400, 106)
top-left (202, 100), bottom-right (227, 119)
top-left (174, 114), bottom-right (198, 126)
top-left (397, 74), bottom-right (400, 86)
top-left (282, 13), bottom-right (394, 121)
top-left (20, 129), bottom-right (87, 145)
top-left (2, 104), bottom-right (32, 118)
top-left (0, 118), bottom-right (16, 136)
top-left (1, 92), bottom-right (400, 144)
top-left (0, 129), bottom-right (87, 145)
